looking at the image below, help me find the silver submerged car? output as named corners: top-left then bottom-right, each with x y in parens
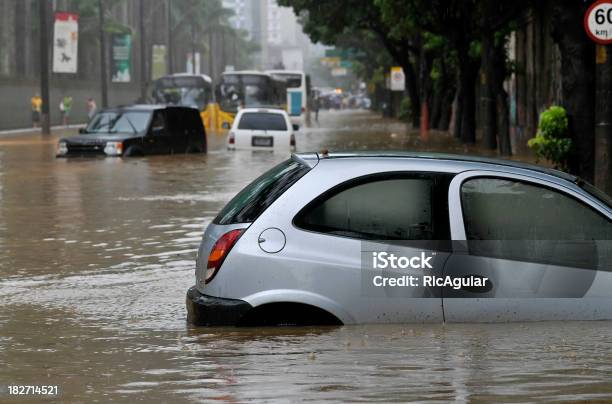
top-left (186, 152), bottom-right (612, 326)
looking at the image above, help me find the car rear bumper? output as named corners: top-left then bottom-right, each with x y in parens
top-left (186, 286), bottom-right (253, 326)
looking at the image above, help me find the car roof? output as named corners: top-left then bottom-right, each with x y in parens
top-left (223, 70), bottom-right (270, 76)
top-left (266, 70), bottom-right (305, 76)
top-left (167, 73), bottom-right (212, 83)
top-left (100, 104), bottom-right (197, 113)
top-left (238, 107), bottom-right (287, 115)
top-left (293, 151), bottom-right (578, 183)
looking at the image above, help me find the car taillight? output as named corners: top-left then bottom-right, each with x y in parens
top-left (290, 134), bottom-right (296, 147)
top-left (205, 229), bottom-right (243, 283)
top-left (228, 132), bottom-right (235, 144)
top-left (301, 107), bottom-right (305, 113)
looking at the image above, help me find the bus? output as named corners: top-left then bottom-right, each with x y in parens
top-left (266, 70), bottom-right (311, 124)
top-left (217, 71), bottom-right (286, 128)
top-left (150, 73), bottom-right (213, 130)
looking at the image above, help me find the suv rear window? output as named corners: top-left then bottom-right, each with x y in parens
top-left (238, 112), bottom-right (287, 131)
top-left (214, 158), bottom-right (310, 225)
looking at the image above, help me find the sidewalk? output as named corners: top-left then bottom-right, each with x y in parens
top-left (0, 123), bottom-right (85, 138)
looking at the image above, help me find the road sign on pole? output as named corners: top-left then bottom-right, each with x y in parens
top-left (390, 66), bottom-right (405, 91)
top-left (585, 0), bottom-right (612, 44)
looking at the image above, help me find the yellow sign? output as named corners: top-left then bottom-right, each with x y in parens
top-left (320, 57), bottom-right (341, 67)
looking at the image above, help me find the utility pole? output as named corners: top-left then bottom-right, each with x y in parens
top-left (221, 30), bottom-right (225, 73)
top-left (208, 31), bottom-right (214, 80)
top-left (139, 0), bottom-right (147, 101)
top-left (190, 0), bottom-right (197, 76)
top-left (99, 0), bottom-right (108, 108)
top-left (39, 0), bottom-right (51, 135)
top-left (167, 0), bottom-right (173, 74)
top-left (191, 22), bottom-right (196, 74)
top-left (233, 32), bottom-right (237, 69)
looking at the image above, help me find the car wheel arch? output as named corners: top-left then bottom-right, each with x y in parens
top-left (241, 289), bottom-right (355, 325)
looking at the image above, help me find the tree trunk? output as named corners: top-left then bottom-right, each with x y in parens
top-left (453, 88), bottom-right (463, 138)
top-left (481, 29), bottom-right (497, 149)
top-left (430, 89), bottom-right (442, 129)
top-left (492, 33), bottom-right (512, 155)
top-left (458, 55), bottom-right (479, 143)
top-left (550, 0), bottom-right (595, 181)
top-left (497, 89), bottom-right (512, 155)
top-left (403, 58), bottom-right (421, 128)
top-left (439, 88), bottom-right (454, 131)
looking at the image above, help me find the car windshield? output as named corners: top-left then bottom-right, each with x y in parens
top-left (86, 111), bottom-right (151, 134)
top-left (237, 112), bottom-right (287, 131)
top-left (214, 159), bottom-right (310, 225)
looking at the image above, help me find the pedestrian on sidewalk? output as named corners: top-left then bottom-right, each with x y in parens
top-left (86, 98), bottom-right (97, 120)
top-left (31, 92), bottom-right (42, 128)
top-left (312, 95), bottom-right (320, 123)
top-left (59, 95), bottom-right (73, 127)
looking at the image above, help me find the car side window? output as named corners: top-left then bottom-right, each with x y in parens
top-left (151, 111), bottom-right (166, 133)
top-left (461, 177), bottom-right (612, 268)
top-left (294, 174), bottom-right (451, 240)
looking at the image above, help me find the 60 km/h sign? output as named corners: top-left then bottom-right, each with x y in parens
top-left (585, 0), bottom-right (612, 44)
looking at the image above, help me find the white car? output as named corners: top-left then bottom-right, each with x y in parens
top-left (227, 108), bottom-right (297, 151)
top-left (187, 152), bottom-right (612, 326)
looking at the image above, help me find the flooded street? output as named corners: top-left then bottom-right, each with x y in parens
top-left (1, 110), bottom-right (612, 402)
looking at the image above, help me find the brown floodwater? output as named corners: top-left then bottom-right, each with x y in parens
top-left (1, 110), bottom-right (611, 402)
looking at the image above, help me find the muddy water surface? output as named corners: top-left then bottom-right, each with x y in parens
top-left (1, 110), bottom-right (611, 402)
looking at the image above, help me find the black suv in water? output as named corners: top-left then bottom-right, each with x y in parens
top-left (56, 105), bottom-right (206, 157)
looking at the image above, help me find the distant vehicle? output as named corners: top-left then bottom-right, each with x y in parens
top-left (56, 105), bottom-right (206, 157)
top-left (319, 91), bottom-right (342, 110)
top-left (187, 152), bottom-right (612, 326)
top-left (217, 71), bottom-right (286, 129)
top-left (227, 108), bottom-right (297, 152)
top-left (266, 70), bottom-right (311, 123)
top-left (347, 94), bottom-right (371, 109)
top-left (150, 73), bottom-right (213, 129)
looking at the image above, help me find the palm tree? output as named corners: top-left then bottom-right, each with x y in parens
top-left (170, 0), bottom-right (257, 76)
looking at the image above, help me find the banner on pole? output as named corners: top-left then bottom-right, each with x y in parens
top-left (53, 12), bottom-right (79, 74)
top-left (111, 34), bottom-right (132, 82)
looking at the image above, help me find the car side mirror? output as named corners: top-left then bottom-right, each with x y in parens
top-left (292, 124), bottom-right (300, 131)
top-left (79, 127), bottom-right (87, 134)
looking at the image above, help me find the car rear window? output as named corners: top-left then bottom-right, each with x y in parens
top-left (214, 158), bottom-right (310, 225)
top-left (237, 112), bottom-right (287, 131)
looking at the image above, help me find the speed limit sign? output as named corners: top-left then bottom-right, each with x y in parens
top-left (585, 0), bottom-right (612, 44)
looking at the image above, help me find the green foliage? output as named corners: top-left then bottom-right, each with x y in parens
top-left (528, 106), bottom-right (572, 170)
top-left (398, 96), bottom-right (413, 122)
